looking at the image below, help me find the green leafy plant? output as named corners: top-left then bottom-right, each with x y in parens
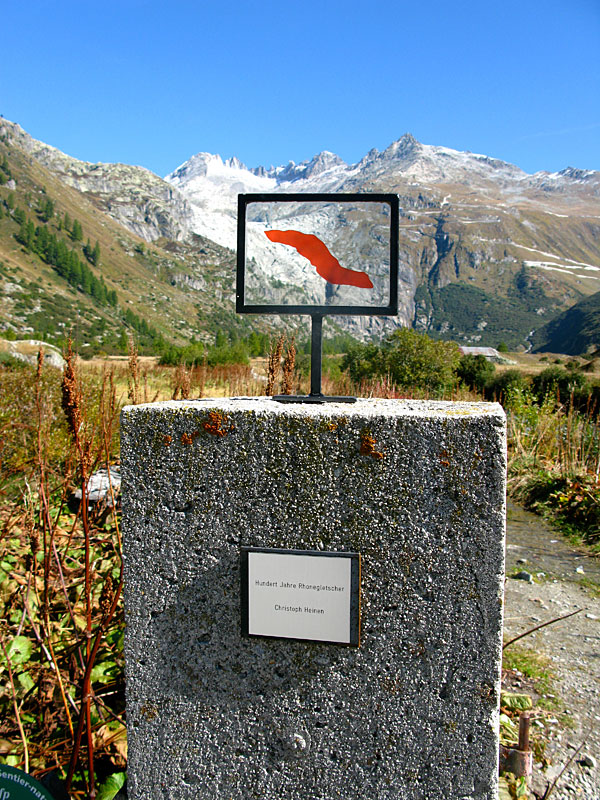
top-left (96, 771), bottom-right (126, 800)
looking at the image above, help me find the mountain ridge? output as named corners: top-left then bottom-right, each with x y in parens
top-left (0, 122), bottom-right (245, 354)
top-left (162, 129), bottom-right (600, 342)
top-left (0, 119), bottom-right (196, 242)
top-left (2, 116), bottom-right (600, 350)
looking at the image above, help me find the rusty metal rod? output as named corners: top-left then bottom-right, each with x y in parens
top-left (519, 712), bottom-right (531, 752)
top-left (503, 608), bottom-right (582, 650)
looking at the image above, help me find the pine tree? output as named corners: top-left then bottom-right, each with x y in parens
top-left (92, 241), bottom-right (101, 265)
top-left (71, 219), bottom-right (83, 242)
top-left (69, 256), bottom-right (82, 286)
top-left (34, 224), bottom-right (49, 256)
top-left (81, 265), bottom-right (92, 294)
top-left (37, 197), bottom-right (54, 222)
top-left (55, 241), bottom-right (69, 277)
top-left (46, 235), bottom-right (58, 265)
top-left (16, 219), bottom-right (34, 249)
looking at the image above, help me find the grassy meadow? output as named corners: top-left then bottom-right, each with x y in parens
top-left (1, 339), bottom-right (599, 798)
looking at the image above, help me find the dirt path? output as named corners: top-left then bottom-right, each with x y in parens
top-left (504, 501), bottom-right (600, 799)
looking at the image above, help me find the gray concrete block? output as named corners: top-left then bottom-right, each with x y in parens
top-left (121, 398), bottom-right (506, 800)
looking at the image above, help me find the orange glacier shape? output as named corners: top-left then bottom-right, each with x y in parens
top-left (264, 229), bottom-right (374, 289)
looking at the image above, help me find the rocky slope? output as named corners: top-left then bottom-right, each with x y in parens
top-left (0, 123), bottom-right (242, 352)
top-left (0, 120), bottom-right (195, 243)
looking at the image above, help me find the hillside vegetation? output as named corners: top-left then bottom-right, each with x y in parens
top-left (531, 289), bottom-right (600, 355)
top-left (414, 267), bottom-right (564, 350)
top-left (0, 134), bottom-right (265, 355)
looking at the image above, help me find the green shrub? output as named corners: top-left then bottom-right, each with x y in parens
top-left (384, 329), bottom-right (461, 392)
top-left (206, 340), bottom-right (250, 366)
top-left (159, 341), bottom-right (206, 366)
top-left (341, 341), bottom-right (384, 383)
top-left (485, 369), bottom-right (530, 403)
top-left (342, 329), bottom-right (461, 395)
top-left (0, 352), bottom-right (26, 368)
top-left (532, 366), bottom-right (587, 404)
top-left (457, 354), bottom-right (496, 392)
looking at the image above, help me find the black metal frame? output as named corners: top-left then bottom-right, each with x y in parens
top-left (237, 192), bottom-right (399, 316)
top-left (236, 192), bottom-right (400, 402)
top-left (240, 547), bottom-right (361, 647)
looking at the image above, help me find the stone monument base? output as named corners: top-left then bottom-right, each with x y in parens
top-left (121, 398), bottom-right (506, 800)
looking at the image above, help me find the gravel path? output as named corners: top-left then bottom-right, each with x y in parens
top-left (504, 501), bottom-right (600, 799)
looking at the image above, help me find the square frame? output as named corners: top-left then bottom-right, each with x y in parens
top-left (236, 193), bottom-right (399, 317)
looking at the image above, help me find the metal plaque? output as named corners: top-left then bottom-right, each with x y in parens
top-left (241, 547), bottom-right (361, 646)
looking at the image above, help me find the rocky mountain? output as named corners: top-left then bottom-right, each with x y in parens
top-left (1, 120), bottom-right (195, 242)
top-left (2, 116), bottom-right (599, 350)
top-left (164, 136), bottom-right (600, 344)
top-left (0, 121), bottom-right (243, 354)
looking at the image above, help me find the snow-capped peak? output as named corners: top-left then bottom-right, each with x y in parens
top-left (167, 151), bottom-right (250, 182)
top-left (558, 166), bottom-right (597, 182)
top-left (224, 155), bottom-right (247, 171)
top-left (381, 133), bottom-right (420, 161)
top-left (163, 132), bottom-right (600, 251)
top-left (267, 150), bottom-right (347, 183)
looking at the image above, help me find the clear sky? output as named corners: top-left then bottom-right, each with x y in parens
top-left (2, 0), bottom-right (599, 178)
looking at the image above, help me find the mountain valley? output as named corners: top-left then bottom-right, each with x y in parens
top-left (1, 117), bottom-right (599, 354)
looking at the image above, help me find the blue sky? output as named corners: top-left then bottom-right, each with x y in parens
top-left (2, 0), bottom-right (599, 177)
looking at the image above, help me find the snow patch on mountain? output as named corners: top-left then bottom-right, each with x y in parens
top-left (165, 149), bottom-right (360, 249)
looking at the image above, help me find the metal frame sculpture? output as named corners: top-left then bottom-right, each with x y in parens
top-left (237, 192), bottom-right (399, 403)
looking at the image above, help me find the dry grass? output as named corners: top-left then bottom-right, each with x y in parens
top-left (497, 351), bottom-right (600, 381)
top-left (79, 358), bottom-right (268, 403)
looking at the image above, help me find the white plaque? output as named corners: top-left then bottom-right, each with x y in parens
top-left (241, 548), bottom-right (360, 646)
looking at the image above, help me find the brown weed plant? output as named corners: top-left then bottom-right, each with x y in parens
top-left (266, 334), bottom-right (284, 396)
top-left (171, 364), bottom-right (192, 401)
top-left (0, 344), bottom-right (124, 798)
top-left (280, 335), bottom-right (296, 395)
top-left (127, 337), bottom-right (140, 406)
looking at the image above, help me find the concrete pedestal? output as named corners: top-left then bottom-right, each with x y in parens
top-left (121, 398), bottom-right (506, 800)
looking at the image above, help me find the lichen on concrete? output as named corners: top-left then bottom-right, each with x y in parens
top-left (121, 397), bottom-right (506, 800)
